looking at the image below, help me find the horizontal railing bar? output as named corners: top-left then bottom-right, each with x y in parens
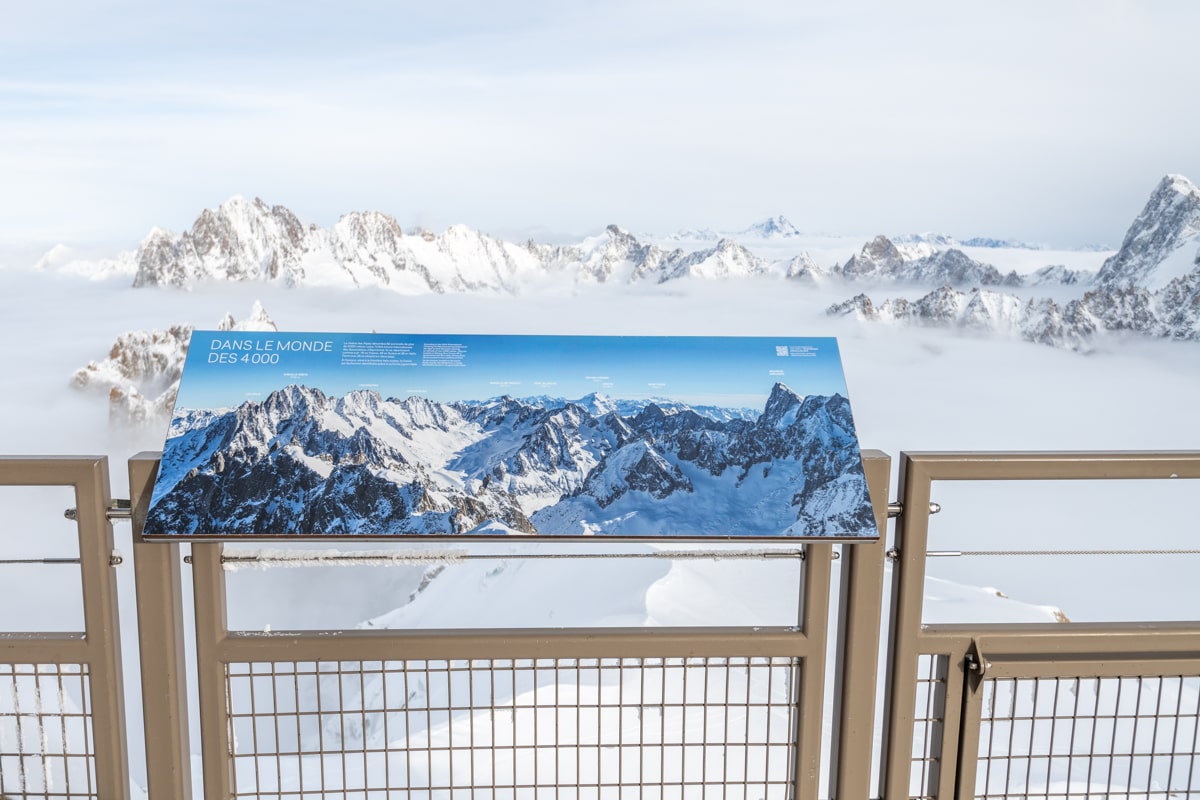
top-left (215, 626), bottom-right (812, 662)
top-left (0, 455), bottom-right (106, 487)
top-left (913, 630), bottom-right (976, 654)
top-left (0, 632), bottom-right (90, 663)
top-left (915, 622), bottom-right (1200, 663)
top-left (926, 621), bottom-right (1200, 655)
top-left (210, 547), bottom-right (811, 568)
top-left (901, 450), bottom-right (1200, 482)
top-left (981, 656), bottom-right (1200, 680)
top-left (0, 557), bottom-right (81, 565)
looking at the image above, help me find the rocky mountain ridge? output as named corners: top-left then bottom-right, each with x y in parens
top-left (58, 174), bottom-right (1200, 368)
top-left (60, 196), bottom-right (1098, 294)
top-left (828, 175), bottom-right (1200, 349)
top-left (71, 302), bottom-right (276, 422)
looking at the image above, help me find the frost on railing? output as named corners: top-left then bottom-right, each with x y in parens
top-left (0, 662), bottom-right (97, 798)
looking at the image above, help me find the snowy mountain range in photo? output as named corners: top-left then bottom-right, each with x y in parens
top-left (145, 374), bottom-right (873, 539)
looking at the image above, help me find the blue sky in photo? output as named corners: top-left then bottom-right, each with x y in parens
top-left (177, 331), bottom-right (852, 411)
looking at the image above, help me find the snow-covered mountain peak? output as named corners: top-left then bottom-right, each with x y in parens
top-left (1165, 173), bottom-right (1200, 197)
top-left (1097, 174), bottom-right (1200, 289)
top-left (32, 243), bottom-right (75, 270)
top-left (743, 215), bottom-right (801, 238)
top-left (132, 195), bottom-right (310, 287)
top-left (839, 234), bottom-right (907, 280)
top-left (575, 391), bottom-right (617, 416)
top-left (200, 195), bottom-right (303, 245)
top-left (217, 300), bottom-right (275, 332)
top-left (761, 382), bottom-right (803, 427)
top-left (338, 388), bottom-right (384, 415)
top-left (212, 194), bottom-right (255, 216)
top-left (144, 225), bottom-right (175, 241)
top-left (332, 210), bottom-right (405, 246)
top-left (862, 234), bottom-right (904, 261)
top-left (444, 222), bottom-right (483, 241)
top-left (893, 232), bottom-right (958, 247)
top-left (263, 383), bottom-right (328, 415)
top-left (32, 243), bottom-right (139, 281)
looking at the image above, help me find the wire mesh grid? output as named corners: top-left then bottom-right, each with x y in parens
top-left (910, 654), bottom-right (950, 800)
top-left (976, 674), bottom-right (1200, 799)
top-left (0, 662), bottom-right (97, 799)
top-left (223, 655), bottom-right (800, 799)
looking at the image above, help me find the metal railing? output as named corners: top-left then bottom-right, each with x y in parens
top-left (881, 452), bottom-right (1200, 800)
top-left (5, 450), bottom-right (1200, 799)
top-left (0, 457), bottom-right (129, 800)
top-left (128, 449), bottom-right (893, 800)
top-left (220, 654), bottom-right (801, 799)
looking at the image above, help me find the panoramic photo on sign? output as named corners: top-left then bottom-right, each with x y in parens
top-left (142, 332), bottom-right (876, 540)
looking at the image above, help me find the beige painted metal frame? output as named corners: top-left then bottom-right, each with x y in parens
top-left (128, 449), bottom-right (890, 799)
top-left (0, 456), bottom-right (130, 800)
top-left (184, 541), bottom-right (833, 799)
top-left (880, 451), bottom-right (1200, 800)
top-left (830, 450), bottom-right (893, 800)
top-left (129, 452), bottom-right (193, 800)
top-left (20, 449), bottom-right (1200, 798)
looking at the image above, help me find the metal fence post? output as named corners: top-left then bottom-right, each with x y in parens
top-left (129, 452), bottom-right (193, 800)
top-left (829, 449), bottom-right (892, 800)
top-left (794, 539), bottom-right (833, 799)
top-left (192, 539), bottom-right (234, 799)
top-left (74, 456), bottom-right (132, 800)
top-left (881, 452), bottom-right (936, 800)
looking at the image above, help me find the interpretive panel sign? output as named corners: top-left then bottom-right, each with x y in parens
top-left (143, 332), bottom-right (877, 540)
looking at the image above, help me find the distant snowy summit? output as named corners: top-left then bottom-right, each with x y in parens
top-left (670, 214), bottom-right (802, 241)
top-left (746, 215), bottom-right (803, 239)
top-left (892, 233), bottom-right (1056, 251)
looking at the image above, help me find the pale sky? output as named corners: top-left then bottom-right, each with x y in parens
top-left (2, 0), bottom-right (1198, 251)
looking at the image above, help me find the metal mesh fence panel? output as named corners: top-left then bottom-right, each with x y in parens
top-left (0, 662), bottom-right (97, 799)
top-left (976, 675), bottom-right (1200, 799)
top-left (910, 654), bottom-right (949, 800)
top-left (223, 655), bottom-right (800, 800)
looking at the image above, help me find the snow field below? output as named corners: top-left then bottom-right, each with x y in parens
top-left (228, 657), bottom-right (796, 798)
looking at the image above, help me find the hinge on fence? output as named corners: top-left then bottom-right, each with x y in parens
top-left (63, 499), bottom-right (132, 523)
top-left (885, 501), bottom-right (941, 519)
top-left (106, 499), bottom-right (132, 521)
top-left (964, 640), bottom-right (990, 690)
